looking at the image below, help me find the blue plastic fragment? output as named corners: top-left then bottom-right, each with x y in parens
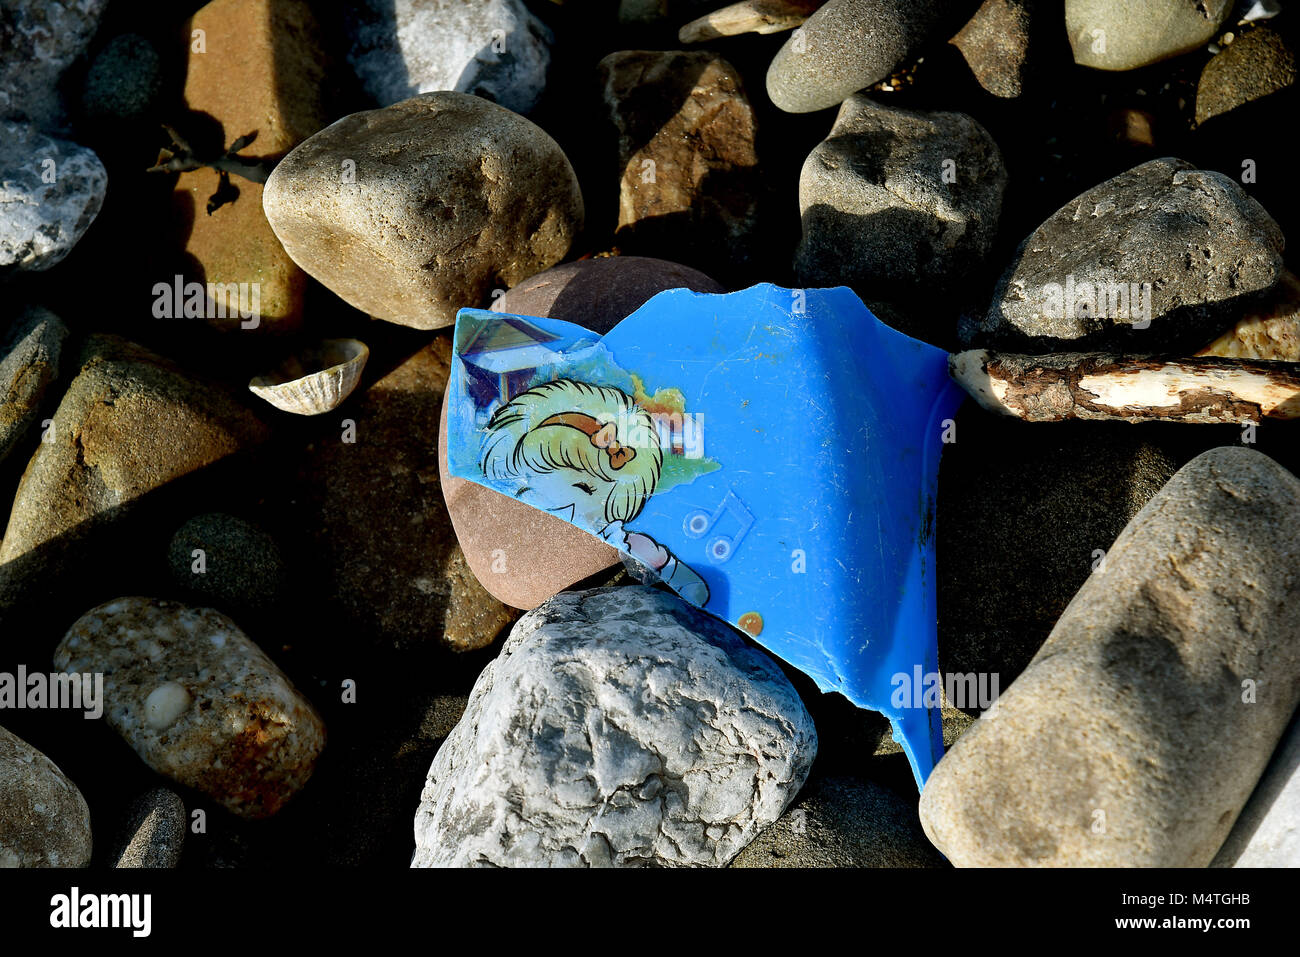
top-left (446, 284), bottom-right (965, 788)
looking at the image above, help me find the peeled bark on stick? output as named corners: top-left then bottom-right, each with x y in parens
top-left (950, 350), bottom-right (1300, 423)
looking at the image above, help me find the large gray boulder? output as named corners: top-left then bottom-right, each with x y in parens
top-left (412, 586), bottom-right (817, 867)
top-left (969, 157), bottom-right (1285, 351)
top-left (795, 94), bottom-right (1006, 300)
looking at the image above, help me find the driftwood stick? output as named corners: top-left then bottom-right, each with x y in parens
top-left (950, 350), bottom-right (1300, 423)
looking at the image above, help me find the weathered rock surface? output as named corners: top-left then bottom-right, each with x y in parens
top-left (167, 513), bottom-right (286, 612)
top-left (412, 587), bottom-right (817, 867)
top-left (1212, 712), bottom-right (1300, 867)
top-left (80, 34), bottom-right (165, 125)
top-left (1196, 23), bottom-right (1297, 124)
top-left (731, 776), bottom-right (946, 867)
top-left (447, 257), bottom-right (723, 610)
top-left (263, 92), bottom-right (584, 330)
top-left (300, 334), bottom-right (516, 651)
top-left (112, 788), bottom-right (186, 868)
top-left (0, 307), bottom-right (68, 464)
top-left (971, 157), bottom-right (1285, 351)
top-left (950, 0), bottom-right (1045, 98)
top-left (0, 336), bottom-right (269, 612)
top-left (0, 122), bottom-right (106, 273)
top-left (597, 51), bottom-right (761, 280)
top-left (795, 95), bottom-right (1006, 298)
top-left (1066, 0), bottom-right (1231, 71)
top-left (766, 0), bottom-right (949, 113)
top-left (347, 0), bottom-right (553, 115)
top-left (1196, 269), bottom-right (1300, 361)
top-left (55, 597), bottom-right (326, 820)
top-left (921, 446), bottom-right (1300, 867)
top-left (173, 0), bottom-right (330, 334)
top-left (0, 723), bottom-right (92, 867)
top-left (951, 350), bottom-right (1300, 422)
top-left (0, 0), bottom-right (108, 130)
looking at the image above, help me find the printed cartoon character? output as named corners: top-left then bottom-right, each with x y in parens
top-left (480, 378), bottom-right (710, 607)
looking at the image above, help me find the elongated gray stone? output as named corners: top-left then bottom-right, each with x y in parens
top-left (412, 586), bottom-right (817, 867)
top-left (112, 788), bottom-right (186, 869)
top-left (919, 446), bottom-right (1300, 867)
top-left (765, 0), bottom-right (948, 113)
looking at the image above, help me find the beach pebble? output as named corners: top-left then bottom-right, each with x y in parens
top-left (0, 0), bottom-right (108, 130)
top-left (0, 335), bottom-right (269, 614)
top-left (731, 776), bottom-right (945, 867)
top-left (1066, 0), bottom-right (1231, 71)
top-left (950, 0), bottom-right (1045, 99)
top-left (597, 51), bottom-right (762, 281)
top-left (765, 0), bottom-right (948, 113)
top-left (111, 788), bottom-right (186, 869)
top-left (263, 91), bottom-right (584, 330)
top-left (0, 306), bottom-right (68, 465)
top-left (347, 0), bottom-right (553, 115)
top-left (970, 157), bottom-right (1285, 351)
top-left (1195, 23), bottom-right (1296, 124)
top-left (168, 513), bottom-right (286, 612)
top-left (445, 257), bottom-right (724, 611)
top-left (296, 335), bottom-right (516, 652)
top-left (0, 122), bottom-right (106, 273)
top-left (795, 94), bottom-right (1006, 300)
top-left (920, 446), bottom-right (1300, 866)
top-left (80, 34), bottom-right (165, 125)
top-left (412, 587), bottom-right (817, 867)
top-left (54, 597), bottom-right (326, 820)
top-left (0, 723), bottom-right (92, 867)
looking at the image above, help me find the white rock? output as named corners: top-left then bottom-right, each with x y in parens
top-left (347, 0), bottom-right (553, 115)
top-left (412, 586), bottom-right (817, 867)
top-left (0, 122), bottom-right (106, 272)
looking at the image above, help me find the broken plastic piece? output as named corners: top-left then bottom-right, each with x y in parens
top-left (446, 284), bottom-right (964, 787)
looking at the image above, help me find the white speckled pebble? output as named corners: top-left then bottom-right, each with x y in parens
top-left (54, 597), bottom-right (325, 819)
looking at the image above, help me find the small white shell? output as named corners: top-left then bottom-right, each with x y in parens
top-left (248, 338), bottom-right (369, 415)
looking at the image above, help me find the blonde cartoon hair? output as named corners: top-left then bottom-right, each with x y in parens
top-left (480, 379), bottom-right (662, 524)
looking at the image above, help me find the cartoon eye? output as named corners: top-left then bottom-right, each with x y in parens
top-left (514, 486), bottom-right (531, 498)
top-left (573, 481), bottom-right (596, 495)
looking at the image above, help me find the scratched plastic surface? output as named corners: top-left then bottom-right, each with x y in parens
top-left (446, 284), bottom-right (965, 787)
